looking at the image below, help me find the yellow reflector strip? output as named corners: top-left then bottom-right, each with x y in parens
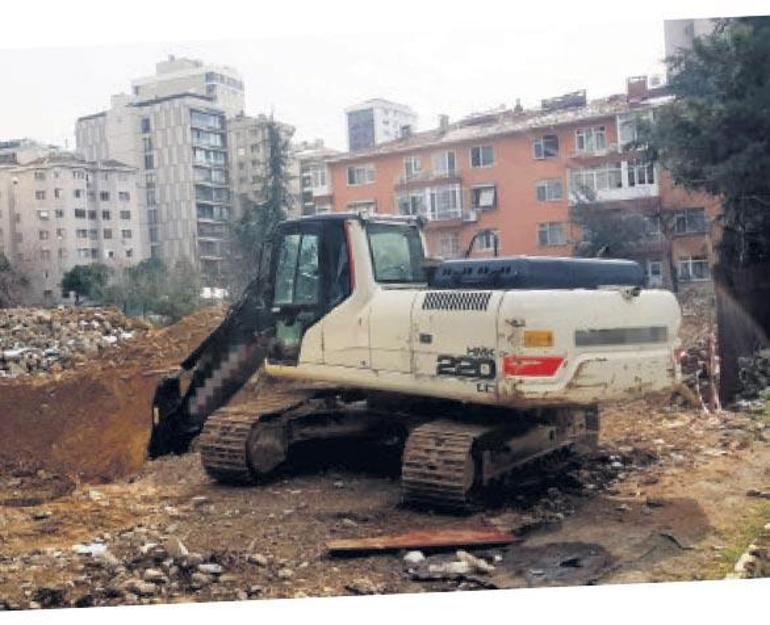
top-left (524, 330), bottom-right (554, 348)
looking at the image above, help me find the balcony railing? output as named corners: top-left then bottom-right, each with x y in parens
top-left (394, 168), bottom-right (462, 187)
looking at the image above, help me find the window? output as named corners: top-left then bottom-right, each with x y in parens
top-left (476, 230), bottom-right (499, 252)
top-left (438, 233), bottom-right (461, 259)
top-left (140, 117), bottom-right (151, 133)
top-left (37, 210), bottom-right (50, 220)
top-left (646, 260), bottom-right (663, 287)
top-left (35, 191), bottom-right (46, 200)
top-left (125, 248), bottom-right (134, 259)
top-left (346, 201), bottom-right (376, 214)
top-left (678, 256), bottom-right (710, 281)
top-left (77, 248), bottom-right (91, 259)
top-left (273, 233), bottom-right (320, 305)
top-left (39, 230), bottom-right (49, 241)
top-left (88, 210), bottom-right (97, 220)
top-left (56, 228), bottom-right (65, 239)
top-left (250, 144), bottom-right (260, 154)
top-left (533, 134), bottom-right (559, 159)
top-left (674, 208), bottom-right (707, 235)
top-left (144, 154), bottom-right (155, 170)
top-left (575, 126), bottom-right (607, 153)
top-left (39, 250), bottom-right (51, 261)
top-left (55, 209), bottom-right (64, 218)
top-left (432, 151), bottom-right (456, 176)
top-left (618, 111), bottom-right (653, 148)
top-left (72, 170), bottom-right (86, 180)
top-left (429, 185), bottom-right (462, 220)
top-left (470, 145), bottom-right (494, 168)
top-left (367, 223), bottom-right (426, 283)
top-left (536, 179), bottom-right (563, 202)
top-left (102, 210), bottom-right (111, 220)
top-left (76, 229), bottom-right (88, 239)
top-left (628, 160), bottom-right (655, 186)
top-left (74, 189), bottom-right (83, 199)
top-left (569, 163), bottom-right (623, 193)
top-left (89, 229), bottom-right (98, 240)
top-left (538, 222), bottom-right (566, 246)
top-left (34, 171), bottom-right (46, 181)
top-left (118, 191), bottom-right (130, 201)
top-left (105, 250), bottom-right (115, 259)
top-left (644, 215), bottom-right (661, 237)
top-left (99, 191), bottom-right (110, 201)
top-left (404, 156), bottom-right (422, 180)
top-left (120, 210), bottom-right (131, 220)
top-left (397, 193), bottom-right (426, 217)
top-left (119, 229), bottom-right (132, 239)
top-left (472, 185), bottom-right (497, 210)
top-left (347, 164), bottom-right (376, 186)
top-left (74, 209), bottom-right (86, 219)
top-left (54, 188), bottom-right (63, 199)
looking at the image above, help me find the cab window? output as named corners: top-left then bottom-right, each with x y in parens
top-left (273, 233), bottom-right (320, 305)
top-left (367, 223), bottom-right (426, 283)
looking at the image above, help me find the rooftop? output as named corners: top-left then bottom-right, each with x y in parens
top-left (330, 91), bottom-right (672, 163)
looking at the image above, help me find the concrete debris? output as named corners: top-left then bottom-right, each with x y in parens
top-left (344, 577), bottom-right (385, 595)
top-left (403, 551), bottom-right (426, 566)
top-left (0, 307), bottom-right (147, 378)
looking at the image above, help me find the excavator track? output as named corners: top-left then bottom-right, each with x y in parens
top-left (401, 420), bottom-right (491, 509)
top-left (198, 385), bottom-right (320, 484)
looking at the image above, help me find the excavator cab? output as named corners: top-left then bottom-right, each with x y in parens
top-left (148, 215), bottom-right (363, 457)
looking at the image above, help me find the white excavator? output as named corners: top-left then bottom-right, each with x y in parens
top-left (148, 213), bottom-right (681, 509)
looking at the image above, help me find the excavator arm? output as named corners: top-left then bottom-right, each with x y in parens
top-left (148, 248), bottom-right (276, 458)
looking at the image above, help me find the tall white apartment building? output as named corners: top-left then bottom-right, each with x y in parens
top-left (294, 139), bottom-right (339, 216)
top-left (345, 99), bottom-right (418, 152)
top-left (227, 113), bottom-right (300, 218)
top-left (0, 152), bottom-right (144, 304)
top-left (77, 91), bottom-right (231, 287)
top-left (664, 19), bottom-right (720, 60)
top-left (131, 56), bottom-right (245, 118)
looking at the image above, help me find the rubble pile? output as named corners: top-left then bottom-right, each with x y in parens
top-left (727, 522), bottom-right (770, 580)
top-left (735, 348), bottom-right (770, 412)
top-left (0, 528), bottom-right (253, 610)
top-left (0, 307), bottom-right (150, 378)
top-left (678, 333), bottom-right (720, 409)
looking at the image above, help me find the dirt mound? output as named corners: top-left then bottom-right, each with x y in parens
top-left (0, 306), bottom-right (225, 482)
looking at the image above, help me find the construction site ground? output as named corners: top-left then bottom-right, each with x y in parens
top-left (1, 301), bottom-right (769, 608)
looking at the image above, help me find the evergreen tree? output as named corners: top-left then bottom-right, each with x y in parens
top-left (230, 117), bottom-right (295, 296)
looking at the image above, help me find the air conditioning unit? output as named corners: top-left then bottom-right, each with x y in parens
top-left (462, 210), bottom-right (478, 223)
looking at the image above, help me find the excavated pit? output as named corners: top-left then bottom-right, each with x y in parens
top-left (0, 306), bottom-right (225, 483)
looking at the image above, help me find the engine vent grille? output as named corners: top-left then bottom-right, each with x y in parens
top-left (422, 291), bottom-right (492, 311)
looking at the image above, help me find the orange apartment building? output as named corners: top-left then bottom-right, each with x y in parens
top-left (324, 78), bottom-right (720, 289)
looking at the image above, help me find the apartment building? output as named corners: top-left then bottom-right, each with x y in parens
top-left (346, 99), bottom-right (418, 152)
top-left (228, 114), bottom-right (300, 218)
top-left (294, 140), bottom-right (340, 216)
top-left (327, 78), bottom-right (719, 289)
top-left (0, 152), bottom-right (143, 304)
top-left (77, 91), bottom-right (231, 287)
top-left (131, 55), bottom-right (245, 118)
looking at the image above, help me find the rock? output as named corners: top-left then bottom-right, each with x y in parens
top-left (197, 563), bottom-right (223, 576)
top-left (163, 536), bottom-right (189, 559)
top-left (248, 553), bottom-right (268, 567)
top-left (340, 518), bottom-right (357, 528)
top-left (190, 573), bottom-right (212, 589)
top-left (345, 577), bottom-right (384, 595)
top-left (276, 568), bottom-right (293, 580)
top-left (143, 568), bottom-right (167, 583)
top-left (746, 489), bottom-right (770, 500)
top-left (191, 496), bottom-right (209, 508)
top-left (31, 510), bottom-right (52, 520)
top-left (456, 550), bottom-right (495, 574)
top-left (403, 551), bottom-right (426, 566)
top-left (427, 561), bottom-right (472, 577)
top-left (123, 579), bottom-right (158, 597)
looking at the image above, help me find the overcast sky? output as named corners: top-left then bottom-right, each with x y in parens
top-left (0, 2), bottom-right (754, 152)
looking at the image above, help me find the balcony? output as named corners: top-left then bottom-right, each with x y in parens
top-left (394, 168), bottom-right (462, 188)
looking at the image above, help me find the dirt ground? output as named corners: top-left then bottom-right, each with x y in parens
top-left (1, 297), bottom-right (768, 609)
top-left (1, 391), bottom-right (768, 609)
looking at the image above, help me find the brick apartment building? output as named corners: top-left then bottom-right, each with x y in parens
top-left (324, 78), bottom-right (719, 289)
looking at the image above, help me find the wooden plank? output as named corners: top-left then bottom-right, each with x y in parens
top-left (327, 528), bottom-right (519, 555)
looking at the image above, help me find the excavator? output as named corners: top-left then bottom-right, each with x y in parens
top-left (148, 212), bottom-right (681, 509)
